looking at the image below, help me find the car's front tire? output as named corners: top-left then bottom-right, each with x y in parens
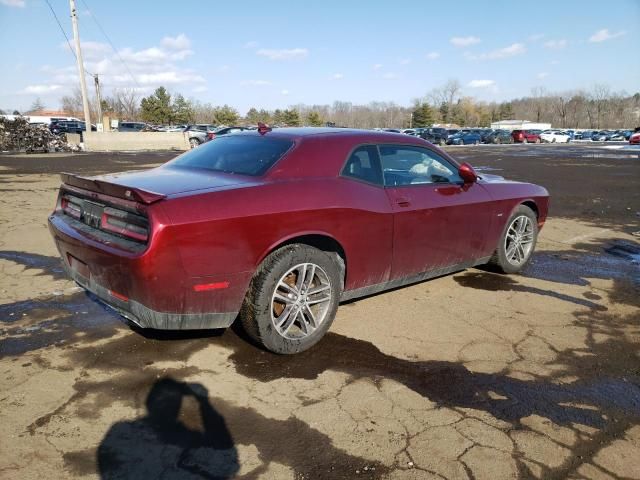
top-left (240, 244), bottom-right (342, 354)
top-left (488, 205), bottom-right (538, 274)
top-left (189, 138), bottom-right (201, 149)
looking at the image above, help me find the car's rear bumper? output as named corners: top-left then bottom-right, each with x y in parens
top-left (64, 260), bottom-right (236, 329)
top-left (49, 213), bottom-right (241, 330)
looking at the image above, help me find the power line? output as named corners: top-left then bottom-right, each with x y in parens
top-left (43, 0), bottom-right (93, 76)
top-left (79, 0), bottom-right (141, 90)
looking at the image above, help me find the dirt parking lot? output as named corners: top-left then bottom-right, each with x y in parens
top-left (1, 144), bottom-right (639, 479)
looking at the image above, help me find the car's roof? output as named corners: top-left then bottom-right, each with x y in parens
top-left (234, 127), bottom-right (426, 142)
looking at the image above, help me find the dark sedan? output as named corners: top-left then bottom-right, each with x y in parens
top-left (48, 128), bottom-right (548, 354)
top-left (419, 127), bottom-right (448, 145)
top-left (485, 130), bottom-right (514, 144)
top-left (50, 120), bottom-right (97, 135)
top-left (591, 130), bottom-right (614, 141)
top-left (476, 129), bottom-right (494, 143)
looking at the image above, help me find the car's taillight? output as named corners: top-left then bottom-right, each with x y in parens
top-left (61, 194), bottom-right (82, 219)
top-left (207, 132), bottom-right (216, 140)
top-left (100, 207), bottom-right (149, 242)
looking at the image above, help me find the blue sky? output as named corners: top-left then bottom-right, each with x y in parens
top-left (1, 0), bottom-right (639, 114)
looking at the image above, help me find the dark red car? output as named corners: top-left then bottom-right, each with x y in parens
top-left (48, 128), bottom-right (548, 353)
top-left (512, 129), bottom-right (542, 143)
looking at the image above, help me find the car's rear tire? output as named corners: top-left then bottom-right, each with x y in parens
top-left (522, 138), bottom-right (528, 144)
top-left (189, 138), bottom-right (201, 149)
top-left (535, 138), bottom-right (541, 144)
top-left (487, 205), bottom-right (538, 274)
top-left (240, 244), bottom-right (342, 354)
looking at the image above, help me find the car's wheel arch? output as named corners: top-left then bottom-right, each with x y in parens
top-left (512, 199), bottom-right (539, 221)
top-left (255, 232), bottom-right (347, 287)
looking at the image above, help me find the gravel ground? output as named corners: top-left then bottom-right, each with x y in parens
top-left (0, 143), bottom-right (639, 479)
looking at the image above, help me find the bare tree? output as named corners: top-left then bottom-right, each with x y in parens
top-left (29, 98), bottom-right (45, 112)
top-left (589, 84), bottom-right (611, 129)
top-left (443, 79), bottom-right (462, 107)
top-left (551, 91), bottom-right (575, 128)
top-left (112, 88), bottom-right (141, 121)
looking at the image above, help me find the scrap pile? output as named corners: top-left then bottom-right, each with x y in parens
top-left (0, 117), bottom-right (79, 153)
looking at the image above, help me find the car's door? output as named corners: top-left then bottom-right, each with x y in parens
top-left (380, 144), bottom-right (494, 280)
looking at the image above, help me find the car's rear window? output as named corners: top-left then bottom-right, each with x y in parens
top-left (168, 135), bottom-right (294, 176)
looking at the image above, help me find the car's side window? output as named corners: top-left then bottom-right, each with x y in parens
top-left (342, 145), bottom-right (383, 185)
top-left (379, 145), bottom-right (463, 187)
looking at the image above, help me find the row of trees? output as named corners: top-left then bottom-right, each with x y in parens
top-left (6, 81), bottom-right (637, 130)
top-left (413, 80), bottom-right (639, 129)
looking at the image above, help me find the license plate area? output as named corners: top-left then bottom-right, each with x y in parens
top-left (67, 253), bottom-right (91, 279)
top-left (81, 200), bottom-right (104, 229)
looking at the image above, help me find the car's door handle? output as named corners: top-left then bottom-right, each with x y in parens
top-left (396, 197), bottom-right (411, 207)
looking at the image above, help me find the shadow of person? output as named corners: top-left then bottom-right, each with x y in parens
top-left (97, 377), bottom-right (239, 479)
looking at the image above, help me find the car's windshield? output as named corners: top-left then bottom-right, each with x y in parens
top-left (167, 135), bottom-right (294, 176)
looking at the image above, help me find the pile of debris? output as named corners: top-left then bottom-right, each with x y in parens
top-left (0, 117), bottom-right (80, 153)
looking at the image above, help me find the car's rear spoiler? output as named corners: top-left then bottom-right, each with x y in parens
top-left (60, 172), bottom-right (166, 205)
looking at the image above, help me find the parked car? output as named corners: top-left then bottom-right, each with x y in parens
top-left (591, 130), bottom-right (614, 141)
top-left (419, 127), bottom-right (448, 146)
top-left (540, 130), bottom-right (570, 143)
top-left (608, 130), bottom-right (630, 141)
top-left (447, 131), bottom-right (482, 145)
top-left (512, 129), bottom-right (542, 143)
top-left (629, 132), bottom-right (640, 145)
top-left (485, 129), bottom-right (514, 144)
top-left (190, 124), bottom-right (218, 133)
top-left (205, 126), bottom-right (248, 141)
top-left (446, 129), bottom-right (460, 139)
top-left (48, 128), bottom-right (548, 354)
top-left (50, 120), bottom-right (96, 135)
top-left (580, 130), bottom-right (595, 140)
top-left (475, 129), bottom-right (494, 143)
top-left (408, 128), bottom-right (427, 137)
top-left (183, 125), bottom-right (209, 148)
top-left (161, 124), bottom-right (188, 132)
top-left (118, 122), bottom-right (148, 132)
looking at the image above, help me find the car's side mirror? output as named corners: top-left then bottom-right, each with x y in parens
top-left (458, 162), bottom-right (478, 183)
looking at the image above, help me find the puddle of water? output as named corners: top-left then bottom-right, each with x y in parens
top-left (0, 292), bottom-right (122, 357)
top-left (523, 240), bottom-right (640, 287)
top-left (605, 241), bottom-right (640, 264)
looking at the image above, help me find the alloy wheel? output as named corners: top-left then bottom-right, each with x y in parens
top-left (271, 263), bottom-right (332, 339)
top-left (504, 215), bottom-right (535, 266)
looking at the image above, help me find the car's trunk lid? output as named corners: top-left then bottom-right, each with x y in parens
top-left (62, 166), bottom-right (252, 203)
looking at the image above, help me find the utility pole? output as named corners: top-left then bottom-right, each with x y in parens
top-left (69, 0), bottom-right (91, 132)
top-left (94, 74), bottom-right (103, 128)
